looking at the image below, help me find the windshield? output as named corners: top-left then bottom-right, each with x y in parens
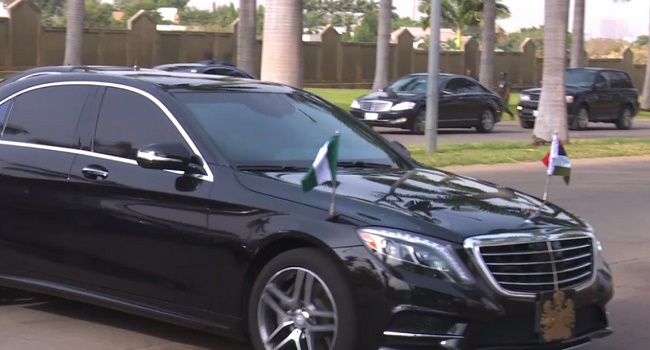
top-left (565, 70), bottom-right (596, 87)
top-left (385, 75), bottom-right (444, 93)
top-left (174, 91), bottom-right (412, 169)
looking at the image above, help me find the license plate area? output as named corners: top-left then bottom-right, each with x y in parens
top-left (535, 290), bottom-right (576, 344)
top-left (364, 112), bottom-right (379, 120)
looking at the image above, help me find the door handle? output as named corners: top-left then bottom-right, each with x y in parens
top-left (82, 165), bottom-right (109, 180)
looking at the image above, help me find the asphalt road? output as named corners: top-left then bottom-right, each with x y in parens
top-left (377, 119), bottom-right (650, 145)
top-left (1, 157), bottom-right (649, 349)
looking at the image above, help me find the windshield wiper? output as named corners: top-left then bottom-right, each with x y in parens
top-left (337, 161), bottom-right (393, 169)
top-left (236, 165), bottom-right (309, 172)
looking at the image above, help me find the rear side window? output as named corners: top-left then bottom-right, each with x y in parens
top-left (2, 85), bottom-right (93, 148)
top-left (206, 68), bottom-right (249, 78)
top-left (93, 87), bottom-right (188, 160)
top-left (612, 72), bottom-right (634, 88)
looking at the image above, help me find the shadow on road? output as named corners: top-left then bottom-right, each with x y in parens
top-left (16, 292), bottom-right (251, 350)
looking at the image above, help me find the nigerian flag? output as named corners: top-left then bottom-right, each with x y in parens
top-left (301, 134), bottom-right (340, 192)
top-left (542, 132), bottom-right (571, 185)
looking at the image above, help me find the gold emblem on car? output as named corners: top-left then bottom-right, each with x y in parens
top-left (540, 290), bottom-right (576, 342)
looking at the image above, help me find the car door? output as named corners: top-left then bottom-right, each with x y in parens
top-left (439, 78), bottom-right (469, 125)
top-left (0, 84), bottom-right (99, 280)
top-left (63, 86), bottom-right (218, 309)
top-left (441, 77), bottom-right (482, 126)
top-left (590, 72), bottom-right (615, 120)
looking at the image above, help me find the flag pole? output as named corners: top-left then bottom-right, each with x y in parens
top-left (329, 131), bottom-right (340, 219)
top-left (541, 130), bottom-right (559, 203)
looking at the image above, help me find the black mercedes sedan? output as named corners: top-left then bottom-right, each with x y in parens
top-left (0, 67), bottom-right (612, 350)
top-left (349, 73), bottom-right (504, 134)
top-left (153, 60), bottom-right (257, 79)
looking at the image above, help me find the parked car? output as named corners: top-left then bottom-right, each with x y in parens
top-left (349, 73), bottom-right (504, 134)
top-left (0, 67), bottom-right (613, 350)
top-left (517, 67), bottom-right (639, 130)
top-left (153, 60), bottom-right (256, 79)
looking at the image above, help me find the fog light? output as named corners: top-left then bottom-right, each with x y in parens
top-left (517, 106), bottom-right (523, 110)
top-left (391, 118), bottom-right (408, 124)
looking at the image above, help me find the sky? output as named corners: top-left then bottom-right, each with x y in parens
top-left (189, 0), bottom-right (649, 39)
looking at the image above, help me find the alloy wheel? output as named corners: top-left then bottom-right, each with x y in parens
top-left (413, 112), bottom-right (426, 134)
top-left (257, 267), bottom-right (338, 350)
top-left (481, 111), bottom-right (494, 130)
top-left (618, 108), bottom-right (633, 129)
top-left (577, 108), bottom-right (589, 129)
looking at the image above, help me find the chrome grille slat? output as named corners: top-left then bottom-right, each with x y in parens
top-left (360, 100), bottom-right (393, 112)
top-left (480, 243), bottom-right (591, 256)
top-left (464, 232), bottom-right (596, 297)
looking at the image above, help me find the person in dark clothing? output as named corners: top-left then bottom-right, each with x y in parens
top-left (498, 71), bottom-right (514, 120)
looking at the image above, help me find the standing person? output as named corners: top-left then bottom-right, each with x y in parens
top-left (465, 68), bottom-right (477, 80)
top-left (498, 71), bottom-right (514, 120)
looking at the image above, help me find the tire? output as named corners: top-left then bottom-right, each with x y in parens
top-left (248, 248), bottom-right (357, 350)
top-left (520, 119), bottom-right (534, 129)
top-left (570, 106), bottom-right (590, 130)
top-left (616, 106), bottom-right (633, 130)
top-left (476, 109), bottom-right (495, 133)
top-left (411, 110), bottom-right (426, 135)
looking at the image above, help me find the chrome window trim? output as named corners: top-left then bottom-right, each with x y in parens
top-left (0, 80), bottom-right (214, 182)
top-left (15, 72), bottom-right (64, 82)
top-left (463, 230), bottom-right (598, 299)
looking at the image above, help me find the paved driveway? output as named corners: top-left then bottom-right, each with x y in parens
top-left (1, 157), bottom-right (649, 349)
top-left (378, 119), bottom-right (650, 145)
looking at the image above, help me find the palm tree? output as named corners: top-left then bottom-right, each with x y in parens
top-left (569, 0), bottom-right (586, 68)
top-left (532, 0), bottom-right (571, 143)
top-left (237, 0), bottom-right (257, 76)
top-left (63, 0), bottom-right (84, 65)
top-left (260, 0), bottom-right (303, 87)
top-left (371, 0), bottom-right (392, 90)
top-left (419, 0), bottom-right (511, 49)
top-left (478, 0), bottom-right (496, 89)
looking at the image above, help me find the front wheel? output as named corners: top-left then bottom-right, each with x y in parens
top-left (616, 107), bottom-right (633, 130)
top-left (520, 119), bottom-right (534, 129)
top-left (570, 106), bottom-right (590, 130)
top-left (476, 109), bottom-right (495, 133)
top-left (411, 111), bottom-right (426, 135)
top-left (248, 248), bottom-right (357, 350)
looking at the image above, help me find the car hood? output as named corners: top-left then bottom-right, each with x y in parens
top-left (357, 90), bottom-right (424, 103)
top-left (522, 85), bottom-right (589, 96)
top-left (235, 167), bottom-right (588, 244)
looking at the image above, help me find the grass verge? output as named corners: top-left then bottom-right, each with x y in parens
top-left (306, 88), bottom-right (650, 119)
top-left (407, 137), bottom-right (650, 168)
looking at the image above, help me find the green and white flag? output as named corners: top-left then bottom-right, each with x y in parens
top-left (301, 134), bottom-right (340, 192)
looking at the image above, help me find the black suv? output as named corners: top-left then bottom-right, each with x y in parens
top-left (153, 60), bottom-right (256, 79)
top-left (517, 68), bottom-right (639, 130)
top-left (0, 67), bottom-right (613, 350)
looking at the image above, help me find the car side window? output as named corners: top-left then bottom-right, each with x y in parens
top-left (206, 68), bottom-right (248, 78)
top-left (0, 100), bottom-right (13, 131)
top-left (444, 78), bottom-right (476, 94)
top-left (2, 85), bottom-right (93, 148)
top-left (613, 72), bottom-right (634, 88)
top-left (594, 74), bottom-right (608, 89)
top-left (93, 87), bottom-right (188, 160)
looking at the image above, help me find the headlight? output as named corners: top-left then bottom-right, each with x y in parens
top-left (520, 94), bottom-right (531, 101)
top-left (390, 102), bottom-right (416, 111)
top-left (350, 99), bottom-right (360, 109)
top-left (358, 227), bottom-right (475, 283)
top-left (565, 96), bottom-right (575, 103)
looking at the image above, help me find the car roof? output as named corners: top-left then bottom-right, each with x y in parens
top-left (0, 66), bottom-right (296, 94)
top-left (566, 67), bottom-right (626, 73)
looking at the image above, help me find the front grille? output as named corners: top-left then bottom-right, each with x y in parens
top-left (360, 100), bottom-right (392, 112)
top-left (475, 235), bottom-right (595, 294)
top-left (529, 93), bottom-right (540, 101)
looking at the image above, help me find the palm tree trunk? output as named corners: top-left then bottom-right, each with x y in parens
top-left (237, 0), bottom-right (257, 76)
top-left (63, 0), bottom-right (84, 66)
top-left (533, 0), bottom-right (570, 143)
top-left (261, 0), bottom-right (303, 88)
top-left (479, 0), bottom-right (496, 90)
top-left (641, 4), bottom-right (650, 110)
top-left (570, 0), bottom-right (586, 68)
top-left (371, 0), bottom-right (392, 91)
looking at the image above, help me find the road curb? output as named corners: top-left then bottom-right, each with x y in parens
top-left (440, 155), bottom-right (650, 173)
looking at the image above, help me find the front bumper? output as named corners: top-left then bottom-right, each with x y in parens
top-left (334, 246), bottom-right (614, 350)
top-left (349, 108), bottom-right (419, 129)
top-left (517, 102), bottom-right (577, 123)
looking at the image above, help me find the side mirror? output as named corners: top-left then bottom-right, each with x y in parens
top-left (136, 143), bottom-right (192, 171)
top-left (391, 140), bottom-right (411, 157)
